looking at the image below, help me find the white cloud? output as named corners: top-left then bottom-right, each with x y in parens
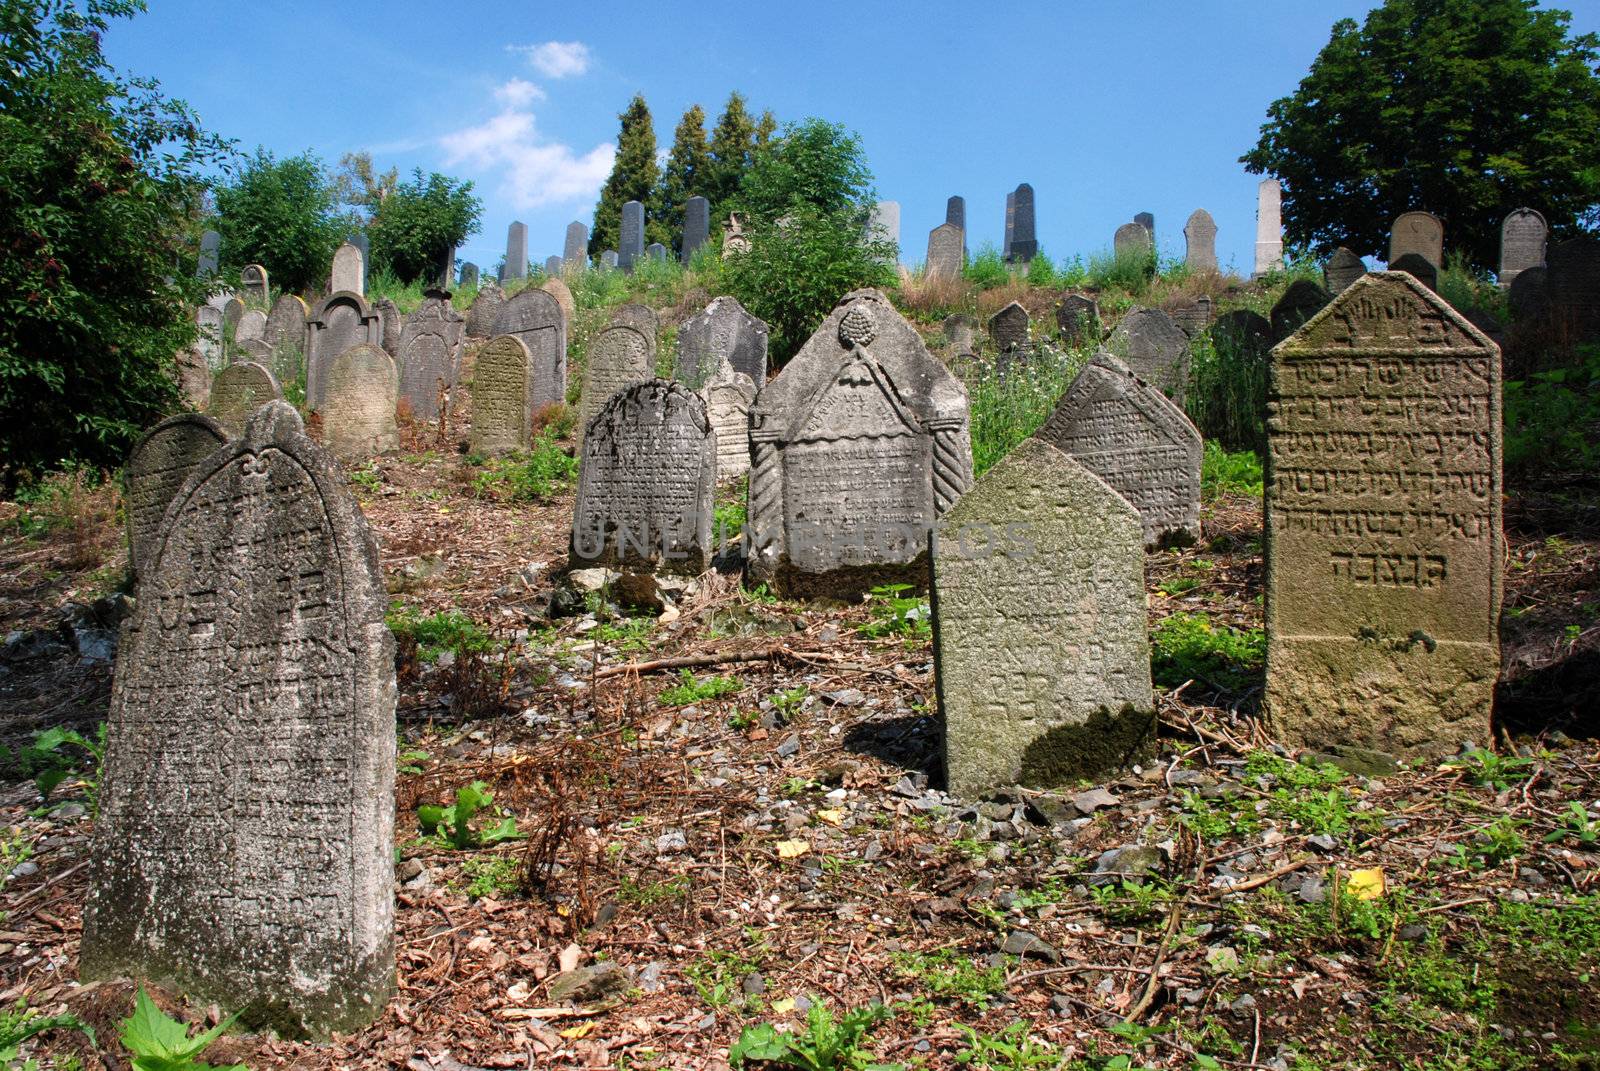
top-left (440, 89), bottom-right (613, 210)
top-left (509, 41), bottom-right (592, 79)
top-left (494, 78), bottom-right (545, 108)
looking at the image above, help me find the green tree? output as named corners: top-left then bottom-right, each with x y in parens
top-left (1241, 0), bottom-right (1600, 268)
top-left (589, 94), bottom-right (658, 255)
top-left (366, 169), bottom-right (482, 285)
top-left (652, 103), bottom-right (709, 251)
top-left (214, 148), bottom-right (344, 294)
top-left (0, 0), bottom-right (230, 492)
top-left (334, 150), bottom-right (397, 215)
top-left (705, 92), bottom-right (757, 224)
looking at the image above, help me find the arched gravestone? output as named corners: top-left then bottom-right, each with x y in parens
top-left (1034, 351), bottom-right (1202, 547)
top-left (490, 288), bottom-right (566, 411)
top-left (321, 343), bottom-right (400, 460)
top-left (1056, 295), bottom-right (1100, 346)
top-left (987, 301), bottom-right (1030, 353)
top-left (1389, 252), bottom-right (1438, 293)
top-left (1388, 211), bottom-right (1444, 268)
top-left (240, 263), bottom-right (269, 303)
top-left (306, 292), bottom-right (381, 410)
top-left (702, 360), bottom-right (757, 481)
top-left (1507, 265), bottom-right (1549, 322)
top-left (1265, 271), bottom-right (1502, 756)
top-left (1210, 309), bottom-right (1272, 362)
top-left (459, 262), bottom-right (479, 288)
top-left (1270, 279), bottom-right (1332, 343)
top-left (1108, 307), bottom-right (1189, 404)
top-left (264, 294), bottom-right (308, 387)
top-left (1183, 209), bottom-right (1218, 272)
top-left (465, 282), bottom-right (505, 339)
top-left (677, 295), bottom-right (770, 388)
top-left (746, 289), bottom-right (973, 596)
top-left (1322, 247), bottom-right (1367, 295)
top-left (1499, 208), bottom-right (1547, 288)
top-left (235, 309), bottom-right (267, 344)
top-left (541, 277), bottom-right (576, 329)
top-left (469, 335), bottom-right (534, 456)
top-left (1547, 237), bottom-right (1600, 345)
top-left (1114, 222), bottom-right (1153, 262)
top-left (123, 414), bottom-right (228, 582)
top-left (934, 438), bottom-right (1154, 797)
top-left (222, 296), bottom-right (245, 337)
top-left (610, 303), bottom-right (660, 360)
top-left (564, 221), bottom-right (589, 268)
top-left (206, 362), bottom-right (282, 437)
top-left (374, 297), bottom-right (402, 356)
top-left (926, 223), bottom-right (963, 279)
top-left (330, 241), bottom-right (365, 295)
top-left (577, 325), bottom-right (655, 451)
top-left (571, 379), bottom-right (715, 573)
top-left (82, 402), bottom-right (395, 1037)
top-left (397, 295), bottom-right (466, 422)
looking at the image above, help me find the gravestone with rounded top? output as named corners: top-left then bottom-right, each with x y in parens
top-left (1210, 309), bottom-right (1272, 363)
top-left (544, 255), bottom-right (563, 276)
top-left (541, 277), bottom-right (575, 330)
top-left (610, 303), bottom-right (660, 359)
top-left (263, 295), bottom-right (307, 387)
top-left (321, 343), bottom-right (399, 459)
top-left (197, 230), bottom-right (220, 278)
top-left (331, 241), bottom-right (365, 295)
top-left (926, 223), bottom-right (963, 279)
top-left (240, 264), bottom-right (269, 303)
top-left (1547, 237), bottom-right (1600, 344)
top-left (564, 222), bottom-right (587, 270)
top-left (374, 297), bottom-right (401, 356)
top-left (988, 302), bottom-right (1030, 353)
top-left (702, 360), bottom-right (757, 481)
top-left (1500, 209), bottom-right (1547, 288)
top-left (469, 335), bottom-right (534, 456)
top-left (619, 201), bottom-right (645, 269)
top-left (682, 197), bottom-right (709, 262)
top-left (1183, 210), bottom-right (1217, 272)
top-left (1270, 279), bottom-right (1332, 343)
top-left (601, 250), bottom-right (619, 270)
top-left (306, 293), bottom-right (381, 410)
top-left (1507, 265), bottom-right (1549, 323)
top-left (466, 282), bottom-right (505, 339)
top-left (1388, 211), bottom-right (1444, 268)
top-left (935, 437), bottom-right (1154, 797)
top-left (1390, 252), bottom-right (1438, 293)
top-left (222, 296), bottom-right (245, 336)
top-left (460, 263), bottom-right (479, 288)
top-left (491, 288), bottom-right (567, 411)
top-left (123, 413), bottom-right (228, 582)
top-left (1253, 178), bottom-right (1282, 277)
top-left (677, 295), bottom-right (770, 388)
top-left (83, 401), bottom-right (396, 1038)
top-left (206, 362), bottom-right (282, 437)
top-left (398, 296), bottom-right (466, 421)
top-left (645, 243), bottom-right (667, 263)
top-left (1056, 295), bottom-right (1100, 345)
top-left (1323, 247), bottom-right (1367, 295)
top-left (235, 309), bottom-right (267, 344)
top-left (1114, 222), bottom-right (1153, 262)
top-left (1108, 307), bottom-right (1189, 403)
top-left (577, 325), bottom-right (656, 451)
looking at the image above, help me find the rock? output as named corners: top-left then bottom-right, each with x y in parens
top-left (775, 735), bottom-right (800, 759)
top-left (1230, 993), bottom-right (1257, 1014)
top-left (1071, 787), bottom-right (1119, 815)
top-left (1297, 874), bottom-right (1327, 904)
top-left (655, 830), bottom-right (687, 853)
top-left (567, 568), bottom-right (618, 593)
top-left (1023, 794), bottom-right (1076, 827)
top-left (547, 961), bottom-right (629, 1005)
top-left (1000, 931), bottom-right (1059, 962)
top-left (1090, 844), bottom-right (1164, 885)
top-left (396, 858), bottom-right (424, 881)
top-left (1306, 834), bottom-right (1338, 853)
top-left (822, 688), bottom-right (866, 707)
top-left (1310, 745), bottom-right (1399, 778)
top-left (1205, 945), bottom-right (1241, 973)
top-left (741, 972), bottom-right (766, 996)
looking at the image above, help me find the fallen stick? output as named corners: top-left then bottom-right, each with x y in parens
top-left (595, 645), bottom-right (789, 679)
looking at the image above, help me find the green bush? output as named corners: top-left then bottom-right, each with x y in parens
top-left (367, 169), bottom-right (482, 285)
top-left (1503, 348), bottom-right (1600, 478)
top-left (214, 148), bottom-right (345, 295)
top-left (964, 342), bottom-right (1087, 476)
top-left (386, 605), bottom-right (495, 663)
top-left (470, 434), bottom-right (577, 502)
top-left (1151, 612), bottom-right (1266, 693)
top-left (1086, 246), bottom-right (1155, 294)
top-left (1201, 443), bottom-right (1264, 499)
top-left (961, 244), bottom-right (1011, 290)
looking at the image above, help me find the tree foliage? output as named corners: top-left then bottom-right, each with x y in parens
top-left (652, 104), bottom-right (708, 251)
top-left (1241, 0), bottom-right (1600, 268)
top-left (0, 0), bottom-right (230, 491)
top-left (366, 169), bottom-right (482, 286)
top-left (589, 94), bottom-right (657, 256)
top-left (213, 148), bottom-right (345, 294)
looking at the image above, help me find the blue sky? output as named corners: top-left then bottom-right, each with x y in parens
top-left (105, 1), bottom-right (1600, 276)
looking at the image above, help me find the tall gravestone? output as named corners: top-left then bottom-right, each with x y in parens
top-left (263, 294), bottom-right (307, 388)
top-left (349, 235), bottom-right (370, 293)
top-left (1134, 212), bottom-right (1155, 241)
top-left (945, 195), bottom-right (965, 232)
top-left (1499, 209), bottom-right (1547, 287)
top-left (491, 288), bottom-right (566, 411)
top-left (1035, 351), bottom-right (1202, 546)
top-left (469, 335), bottom-right (534, 456)
top-left (619, 201), bottom-right (645, 270)
top-left (240, 264), bottom-right (269, 303)
top-left (1390, 252), bottom-right (1438, 293)
top-left (1253, 178), bottom-right (1283, 277)
top-left (564, 221), bottom-right (588, 269)
top-left (196, 305), bottom-right (223, 368)
top-left (702, 360), bottom-right (756, 481)
top-left (460, 262), bottom-right (479, 289)
top-left (330, 242), bottom-right (365, 296)
top-left (374, 298), bottom-right (401, 356)
top-left (746, 289), bottom-right (973, 595)
top-left (988, 302), bottom-right (1030, 353)
top-left (1003, 191), bottom-right (1017, 259)
top-left (206, 362), bottom-right (282, 437)
top-left (1108, 307), bottom-right (1189, 404)
top-left (222, 296), bottom-right (245, 337)
top-left (935, 438), bottom-right (1154, 797)
top-left (123, 414), bottom-right (228, 582)
top-left (682, 196), bottom-right (709, 262)
top-left (541, 277), bottom-right (576, 330)
top-left (677, 295), bottom-right (770, 388)
top-left (83, 401), bottom-right (395, 1037)
top-left (1545, 237), bottom-right (1600, 345)
top-left (321, 343), bottom-right (399, 459)
top-left (1183, 209), bottom-right (1217, 272)
top-left (465, 282), bottom-right (505, 339)
top-left (1266, 271), bottom-right (1502, 754)
top-left (572, 379), bottom-right (716, 573)
top-left (1114, 222), bottom-right (1153, 262)
top-left (1270, 279), bottom-right (1332, 343)
top-left (1056, 295), bottom-right (1100, 346)
top-left (1007, 184), bottom-right (1037, 262)
top-left (1323, 247), bottom-right (1367, 295)
top-left (577, 325), bottom-right (655, 451)
top-left (926, 223), bottom-right (964, 279)
top-left (397, 295), bottom-right (466, 421)
top-left (505, 221), bottom-right (528, 281)
top-left (197, 230), bottom-right (221, 278)
top-left (306, 293), bottom-right (381, 410)
top-left (1388, 211), bottom-right (1444, 268)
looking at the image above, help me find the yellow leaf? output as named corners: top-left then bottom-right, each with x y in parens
top-left (560, 1021), bottom-right (596, 1039)
top-left (776, 839), bottom-right (810, 859)
top-left (770, 997), bottom-right (797, 1015)
top-left (1346, 867), bottom-right (1385, 901)
top-left (816, 809), bottom-right (845, 827)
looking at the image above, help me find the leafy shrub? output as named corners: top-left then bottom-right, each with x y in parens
top-left (119, 986), bottom-right (244, 1071)
top-left (470, 433), bottom-right (577, 502)
top-left (658, 669), bottom-right (743, 706)
top-left (0, 998), bottom-right (92, 1067)
top-left (214, 149), bottom-right (344, 295)
top-left (859, 583), bottom-right (930, 642)
top-left (1151, 612), bottom-right (1265, 693)
top-left (729, 1001), bottom-right (895, 1070)
top-left (1024, 251), bottom-right (1056, 287)
top-left (366, 169), bottom-right (482, 285)
top-left (1200, 443), bottom-right (1264, 499)
top-left (417, 781), bottom-right (521, 849)
top-left (1085, 246), bottom-right (1155, 294)
top-left (962, 245), bottom-right (1011, 290)
top-left (1503, 348), bottom-right (1600, 478)
top-left (386, 605), bottom-right (495, 663)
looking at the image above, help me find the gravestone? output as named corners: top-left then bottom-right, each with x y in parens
top-left (305, 292), bottom-right (381, 410)
top-left (235, 309), bottom-right (267, 344)
top-left (746, 289), bottom-right (973, 595)
top-left (945, 194), bottom-right (966, 241)
top-left (240, 264), bottom-right (269, 303)
top-left (468, 335), bottom-right (534, 456)
top-left (1183, 209), bottom-right (1217, 272)
top-left (572, 379), bottom-right (715, 573)
top-left (722, 214), bottom-right (749, 258)
top-left (677, 295), bottom-right (770, 388)
top-left (374, 297), bottom-right (402, 356)
top-left (988, 301), bottom-right (1030, 353)
top-left (564, 221), bottom-right (588, 269)
top-left (1114, 222), bottom-right (1153, 261)
top-left (123, 414), bottom-right (228, 582)
top-left (1266, 271), bottom-right (1502, 755)
top-left (465, 282), bottom-right (505, 339)
top-left (206, 362), bottom-right (282, 437)
top-left (577, 325), bottom-right (655, 451)
top-left (1003, 191), bottom-right (1016, 258)
top-left (1507, 265), bottom-right (1549, 322)
top-left (935, 437), bottom-right (1154, 797)
top-left (1390, 252), bottom-right (1438, 293)
top-left (505, 221), bottom-right (528, 281)
top-left (321, 343), bottom-right (399, 459)
top-left (222, 296), bottom-right (245, 336)
top-left (1169, 296), bottom-right (1213, 338)
top-left (1007, 184), bottom-right (1037, 262)
top-left (926, 222), bottom-right (964, 279)
top-left (541, 276), bottom-right (575, 330)
top-left (196, 305), bottom-right (223, 368)
top-left (331, 241), bottom-right (365, 295)
top-left (1035, 351), bottom-right (1202, 546)
top-left (197, 230), bottom-right (220, 278)
top-left (1388, 211), bottom-right (1444, 268)
top-left (645, 242), bottom-right (667, 262)
top-left (83, 401), bottom-right (395, 1037)
top-left (263, 295), bottom-right (307, 387)
top-left (1210, 309), bottom-right (1272, 362)
top-left (349, 235), bottom-right (370, 293)
top-left (545, 255), bottom-right (563, 276)
top-left (436, 246), bottom-right (455, 292)
top-left (600, 250), bottom-right (619, 270)
top-left (1323, 247), bottom-right (1367, 294)
top-left (944, 314), bottom-right (977, 353)
top-left (702, 360), bottom-right (756, 481)
top-left (176, 347), bottom-right (211, 409)
top-left (491, 288), bottom-right (567, 411)
top-left (1108, 307), bottom-right (1189, 403)
top-left (619, 201), bottom-right (645, 269)
top-left (610, 303), bottom-right (660, 359)
top-left (1500, 209), bottom-right (1547, 287)
top-left (869, 201), bottom-right (901, 261)
top-left (1546, 237), bottom-right (1600, 344)
top-left (460, 262), bottom-right (479, 289)
top-left (1253, 178), bottom-right (1283, 277)
top-left (1134, 212), bottom-right (1155, 240)
top-left (397, 296), bottom-right (466, 422)
top-left (1270, 279), bottom-right (1332, 343)
top-left (682, 197), bottom-right (709, 262)
top-left (1056, 295), bottom-right (1100, 345)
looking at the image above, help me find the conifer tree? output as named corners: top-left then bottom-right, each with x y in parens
top-left (589, 94), bottom-right (658, 255)
top-left (652, 104), bottom-right (709, 250)
top-left (705, 92), bottom-right (757, 224)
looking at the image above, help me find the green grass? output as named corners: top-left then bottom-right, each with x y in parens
top-left (1151, 611), bottom-right (1265, 693)
top-left (387, 604), bottom-right (497, 663)
top-left (657, 669), bottom-right (743, 706)
top-left (470, 433), bottom-right (577, 503)
top-left (965, 340), bottom-right (1087, 476)
top-left (1200, 443), bottom-right (1263, 499)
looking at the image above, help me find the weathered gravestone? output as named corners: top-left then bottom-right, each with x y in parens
top-left (1003, 191), bottom-right (1017, 258)
top-left (600, 250), bottom-right (619, 271)
top-left (82, 401), bottom-right (395, 1037)
top-left (1108, 307), bottom-right (1189, 403)
top-left (374, 297), bottom-right (402, 356)
top-left (206, 362), bottom-right (282, 437)
top-left (348, 235), bottom-right (370, 293)
top-left (397, 296), bottom-right (466, 421)
top-left (1389, 211), bottom-right (1445, 268)
top-left (988, 301), bottom-right (1030, 353)
top-left (1254, 178), bottom-right (1283, 277)
top-left (196, 305), bottom-right (223, 368)
top-left (321, 343), bottom-right (400, 459)
top-left (1500, 208), bottom-right (1547, 288)
top-left (235, 309), bottom-right (267, 344)
top-left (572, 379), bottom-right (715, 573)
top-left (1007, 184), bottom-right (1037, 262)
top-left (545, 255), bottom-right (563, 276)
top-left (619, 201), bottom-right (645, 270)
top-left (123, 414), bottom-right (228, 581)
top-left (869, 201), bottom-right (901, 261)
top-left (676, 295), bottom-right (770, 388)
top-left (563, 221), bottom-right (588, 269)
top-left (746, 289), bottom-right (973, 595)
top-left (721, 215), bottom-right (748, 258)
top-left (1114, 222), bottom-right (1153, 262)
top-left (1035, 351), bottom-right (1202, 546)
top-left (176, 348), bottom-right (211, 410)
top-left (1210, 309), bottom-right (1272, 362)
top-left (222, 296), bottom-right (245, 336)
top-left (1507, 265), bottom-right (1549, 323)
top-left (946, 195), bottom-right (966, 256)
top-left (944, 314), bottom-right (976, 353)
top-left (505, 221), bottom-right (528, 281)
top-left (611, 303), bottom-right (660, 359)
top-left (1265, 271), bottom-right (1502, 755)
top-left (1546, 237), bottom-right (1600, 345)
top-left (1169, 296), bottom-right (1214, 339)
top-left (1390, 252), bottom-right (1438, 293)
top-left (491, 288), bottom-right (566, 411)
top-left (465, 282), bottom-right (505, 339)
top-left (935, 437), bottom-right (1154, 797)
top-left (1134, 212), bottom-right (1155, 241)
top-left (197, 229), bottom-right (220, 278)
top-left (240, 264), bottom-right (269, 303)
top-left (577, 325), bottom-right (655, 451)
top-left (644, 243), bottom-right (667, 263)
top-left (702, 360), bottom-right (756, 481)
top-left (468, 335), bottom-right (534, 456)
top-left (306, 292), bottom-right (381, 410)
top-left (541, 276), bottom-right (576, 330)
top-left (263, 294), bottom-right (307, 374)
top-left (1270, 279), bottom-right (1332, 343)
top-left (1323, 247), bottom-right (1367, 295)
top-left (330, 241), bottom-right (365, 295)
top-left (1056, 295), bottom-right (1100, 345)
top-left (1183, 209), bottom-right (1217, 272)
top-left (682, 197), bottom-right (709, 262)
top-left (926, 223), bottom-right (963, 279)
top-left (460, 262), bottom-right (479, 289)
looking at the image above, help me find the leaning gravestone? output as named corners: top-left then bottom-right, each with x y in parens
top-left (1546, 237), bottom-right (1600, 345)
top-left (702, 360), bottom-right (757, 481)
top-left (1056, 295), bottom-right (1100, 346)
top-left (306, 293), bottom-right (381, 410)
top-left (320, 343), bottom-right (400, 460)
top-left (1108, 307), bottom-right (1189, 403)
top-left (676, 295), bottom-right (770, 388)
top-left (1323, 247), bottom-right (1367, 295)
top-left (1183, 209), bottom-right (1218, 272)
top-left (206, 362), bottom-right (282, 437)
top-left (1266, 271), bottom-right (1502, 755)
top-left (491, 288), bottom-right (566, 411)
top-left (988, 301), bottom-right (1030, 353)
top-left (240, 264), bottom-right (269, 303)
top-left (577, 325), bottom-right (655, 451)
top-left (1388, 211), bottom-right (1444, 268)
top-left (1114, 222), bottom-right (1153, 262)
top-left (1035, 351), bottom-right (1202, 546)
top-left (935, 437), bottom-right (1154, 797)
top-left (571, 379), bottom-right (716, 573)
top-left (397, 295), bottom-right (466, 422)
top-left (1499, 208), bottom-right (1547, 288)
top-left (468, 335), bottom-right (534, 456)
top-left (1270, 279), bottom-right (1332, 343)
top-left (746, 289), bottom-right (973, 596)
top-left (465, 282), bottom-right (505, 339)
top-left (1390, 252), bottom-right (1438, 293)
top-left (330, 241), bottom-right (365, 295)
top-left (82, 401), bottom-right (395, 1037)
top-left (619, 200), bottom-right (645, 270)
top-left (123, 414), bottom-right (228, 581)
top-left (541, 277), bottom-right (576, 330)
top-left (926, 223), bottom-right (963, 279)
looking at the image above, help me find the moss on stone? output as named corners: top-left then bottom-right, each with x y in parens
top-left (1018, 704), bottom-right (1155, 788)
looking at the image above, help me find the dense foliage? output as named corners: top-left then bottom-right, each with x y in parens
top-left (652, 104), bottom-right (709, 251)
top-left (213, 148), bottom-right (345, 294)
top-left (366, 169), bottom-right (481, 286)
top-left (589, 94), bottom-right (658, 256)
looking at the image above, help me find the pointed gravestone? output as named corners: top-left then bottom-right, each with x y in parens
top-left (321, 343), bottom-right (399, 460)
top-left (682, 197), bottom-right (710, 262)
top-left (398, 295), bottom-right (466, 422)
top-left (505, 221), bottom-right (528, 281)
top-left (541, 277), bottom-right (576, 330)
top-left (676, 295), bottom-right (770, 388)
top-left (1270, 279), bottom-right (1332, 343)
top-left (926, 223), bottom-right (964, 280)
top-left (1388, 211), bottom-right (1444, 268)
top-left (1546, 237), bottom-right (1600, 345)
top-left (206, 362), bottom-right (282, 437)
top-left (1390, 252), bottom-right (1438, 293)
top-left (123, 414), bottom-right (228, 582)
top-left (1108, 307), bottom-right (1189, 404)
top-left (263, 295), bottom-right (307, 387)
top-left (571, 379), bottom-right (716, 573)
top-left (610, 303), bottom-right (660, 360)
top-left (702, 360), bottom-right (757, 481)
top-left (465, 282), bottom-right (505, 340)
top-left (1323, 247), bottom-right (1367, 295)
top-left (988, 301), bottom-right (1030, 353)
top-left (1056, 295), bottom-right (1100, 346)
top-left (935, 438), bottom-right (1154, 797)
top-left (1035, 351), bottom-right (1202, 546)
top-left (1183, 210), bottom-right (1218, 273)
top-left (1253, 178), bottom-right (1283, 278)
top-left (619, 201), bottom-right (645, 270)
top-left (469, 335), bottom-right (534, 456)
top-left (491, 288), bottom-right (566, 412)
top-left (564, 221), bottom-right (588, 270)
top-left (1266, 271), bottom-right (1502, 755)
top-left (240, 264), bottom-right (269, 304)
top-left (746, 289), bottom-right (973, 596)
top-left (83, 401), bottom-right (395, 1037)
top-left (1007, 185), bottom-right (1036, 262)
top-left (305, 292), bottom-right (381, 410)
top-left (1114, 222), bottom-right (1153, 263)
top-left (577, 325), bottom-right (655, 451)
top-left (331, 241), bottom-right (365, 295)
